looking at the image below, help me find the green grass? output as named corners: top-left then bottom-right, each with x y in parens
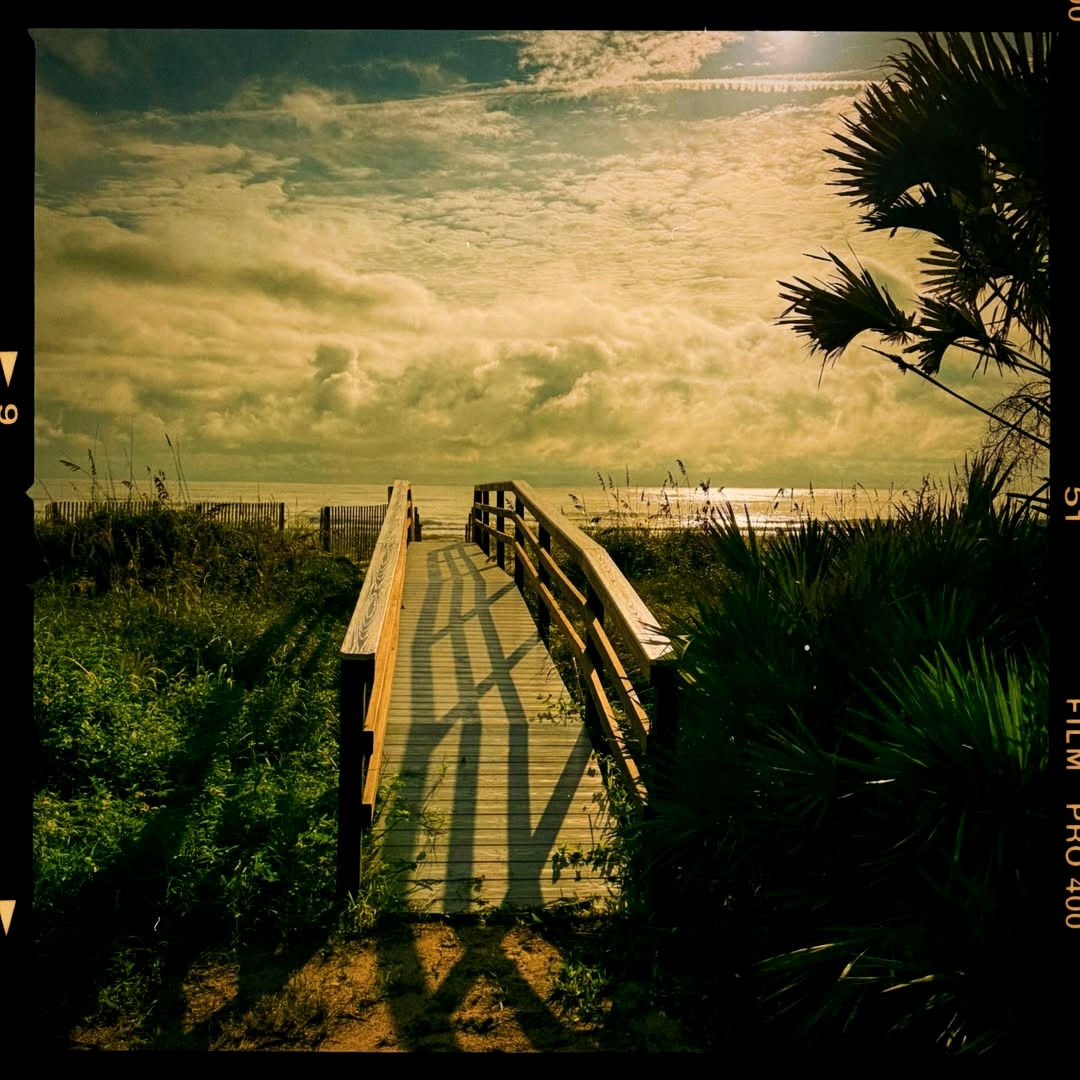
top-left (32, 505), bottom-right (367, 1046)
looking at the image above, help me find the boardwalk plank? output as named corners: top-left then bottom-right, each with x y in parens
top-left (375, 539), bottom-right (613, 913)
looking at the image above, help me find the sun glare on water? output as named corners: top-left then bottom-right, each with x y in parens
top-left (767, 30), bottom-right (808, 55)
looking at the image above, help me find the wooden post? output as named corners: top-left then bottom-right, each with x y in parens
top-left (583, 583), bottom-right (604, 733)
top-left (472, 487), bottom-right (481, 548)
top-left (278, 502), bottom-right (285, 532)
top-left (514, 494), bottom-right (525, 595)
top-left (481, 490), bottom-right (491, 556)
top-left (537, 524), bottom-right (551, 646)
top-left (320, 506), bottom-right (330, 552)
top-left (646, 658), bottom-right (680, 924)
top-left (496, 489), bottom-right (505, 570)
top-left (649, 660), bottom-right (679, 785)
top-left (337, 655), bottom-right (374, 898)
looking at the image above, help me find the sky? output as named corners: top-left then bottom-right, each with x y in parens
top-left (30, 29), bottom-right (1034, 490)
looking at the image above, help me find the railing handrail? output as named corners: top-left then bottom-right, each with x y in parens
top-left (474, 479), bottom-right (675, 670)
top-left (340, 482), bottom-right (412, 660)
top-left (337, 480), bottom-right (414, 896)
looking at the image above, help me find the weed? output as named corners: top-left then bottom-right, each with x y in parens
top-left (32, 493), bottom-right (366, 1046)
top-left (551, 958), bottom-right (610, 1024)
top-left (643, 450), bottom-right (1048, 1053)
top-left (530, 693), bottom-right (581, 726)
top-left (333, 770), bottom-right (453, 933)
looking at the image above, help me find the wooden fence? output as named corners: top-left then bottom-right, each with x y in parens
top-left (45, 500), bottom-right (286, 530)
top-left (193, 502), bottom-right (285, 530)
top-left (319, 504), bottom-right (387, 564)
top-left (45, 500), bottom-right (143, 525)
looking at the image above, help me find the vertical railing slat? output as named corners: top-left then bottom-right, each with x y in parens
top-left (496, 489), bottom-right (505, 570)
top-left (514, 494), bottom-right (525, 596)
top-left (537, 523), bottom-right (551, 646)
top-left (337, 655), bottom-right (373, 897)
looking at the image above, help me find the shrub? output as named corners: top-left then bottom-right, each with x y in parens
top-left (32, 504), bottom-right (361, 1045)
top-left (640, 452), bottom-right (1048, 1052)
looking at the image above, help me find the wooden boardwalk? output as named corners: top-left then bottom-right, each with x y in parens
top-left (375, 539), bottom-right (613, 914)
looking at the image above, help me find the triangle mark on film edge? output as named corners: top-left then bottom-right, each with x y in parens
top-left (0, 900), bottom-right (13, 936)
top-left (0, 352), bottom-right (15, 388)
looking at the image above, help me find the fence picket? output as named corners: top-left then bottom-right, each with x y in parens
top-left (319, 504), bottom-right (388, 564)
top-left (46, 500), bottom-right (286, 530)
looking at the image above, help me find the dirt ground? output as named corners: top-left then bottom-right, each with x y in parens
top-left (70, 918), bottom-right (705, 1052)
top-left (311, 922), bottom-right (606, 1052)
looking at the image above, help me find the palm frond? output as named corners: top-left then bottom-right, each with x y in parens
top-left (778, 252), bottom-right (916, 363)
top-left (826, 32), bottom-right (1050, 342)
top-left (779, 31), bottom-right (1051, 472)
top-left (904, 296), bottom-right (1012, 376)
top-left (829, 33), bottom-right (1049, 215)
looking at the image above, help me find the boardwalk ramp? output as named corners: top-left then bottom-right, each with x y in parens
top-left (375, 539), bottom-right (613, 914)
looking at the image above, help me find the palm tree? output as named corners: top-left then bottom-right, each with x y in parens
top-left (777, 32), bottom-right (1051, 508)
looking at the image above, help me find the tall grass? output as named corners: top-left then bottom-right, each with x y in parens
top-left (32, 498), bottom-right (375, 1047)
top-left (560, 453), bottom-right (1046, 1052)
top-left (623, 450), bottom-right (1048, 1053)
top-left (57, 434), bottom-right (191, 506)
top-left (569, 461), bottom-right (722, 532)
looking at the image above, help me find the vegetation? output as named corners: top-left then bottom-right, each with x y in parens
top-left (777, 32), bottom-right (1050, 505)
top-left (32, 488), bottom-right (693, 1051)
top-left (32, 499), bottom-right (375, 1047)
top-left (582, 453), bottom-right (1048, 1054)
top-left (33, 449), bottom-right (1048, 1052)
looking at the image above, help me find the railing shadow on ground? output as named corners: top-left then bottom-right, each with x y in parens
top-left (323, 480), bottom-right (691, 1051)
top-left (468, 480), bottom-right (679, 816)
top-left (376, 540), bottom-right (602, 914)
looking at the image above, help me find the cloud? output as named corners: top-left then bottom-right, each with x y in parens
top-left (34, 89), bottom-right (120, 173)
top-left (354, 56), bottom-right (470, 95)
top-left (37, 198), bottom-right (439, 324)
top-left (32, 33), bottom-right (1010, 489)
top-left (279, 87), bottom-right (348, 132)
top-left (32, 29), bottom-right (117, 78)
top-left (499, 30), bottom-right (739, 96)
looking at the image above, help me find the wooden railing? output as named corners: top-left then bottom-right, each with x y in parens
top-left (336, 481), bottom-right (416, 897)
top-left (470, 480), bottom-right (678, 811)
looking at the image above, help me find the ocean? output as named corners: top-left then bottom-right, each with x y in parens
top-left (30, 476), bottom-right (908, 538)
